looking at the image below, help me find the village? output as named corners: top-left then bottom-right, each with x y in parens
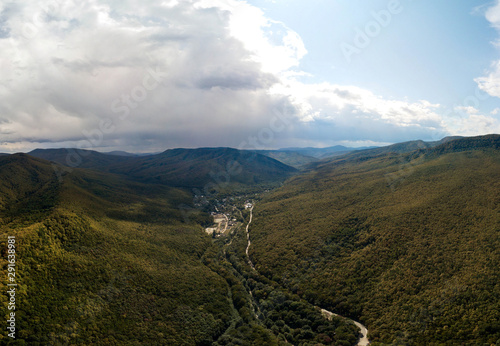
top-left (204, 197), bottom-right (254, 237)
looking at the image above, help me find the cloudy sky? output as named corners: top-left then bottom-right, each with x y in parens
top-left (1, 0), bottom-right (500, 153)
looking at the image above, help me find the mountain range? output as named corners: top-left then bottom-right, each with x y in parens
top-left (29, 147), bottom-right (298, 191)
top-left (29, 144), bottom-right (379, 171)
top-left (0, 135), bottom-right (499, 345)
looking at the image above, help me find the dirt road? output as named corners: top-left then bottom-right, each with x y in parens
top-left (244, 205), bottom-right (369, 345)
top-left (245, 206), bottom-right (255, 270)
top-left (320, 309), bottom-right (369, 346)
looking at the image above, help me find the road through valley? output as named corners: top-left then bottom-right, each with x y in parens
top-left (245, 205), bottom-right (370, 345)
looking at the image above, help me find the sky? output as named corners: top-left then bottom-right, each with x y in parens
top-left (1, 0), bottom-right (500, 153)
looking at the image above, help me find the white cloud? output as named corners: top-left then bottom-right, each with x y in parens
top-left (485, 0), bottom-right (500, 30)
top-left (0, 0), bottom-right (292, 152)
top-left (475, 0), bottom-right (500, 98)
top-left (196, 0), bottom-right (306, 74)
top-left (271, 80), bottom-right (444, 137)
top-left (454, 106), bottom-right (479, 116)
top-left (475, 61), bottom-right (500, 98)
top-left (466, 0), bottom-right (500, 139)
top-left (440, 105), bottom-right (500, 137)
top-left (0, 0), bottom-right (485, 153)
top-left (445, 114), bottom-right (500, 136)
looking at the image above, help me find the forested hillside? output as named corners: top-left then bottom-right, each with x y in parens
top-left (249, 135), bottom-right (500, 345)
top-left (29, 147), bottom-right (298, 191)
top-left (3, 135), bottom-right (499, 344)
top-left (0, 154), bottom-right (358, 345)
top-left (0, 154), bottom-right (233, 344)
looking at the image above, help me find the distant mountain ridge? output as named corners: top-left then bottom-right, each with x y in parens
top-left (278, 145), bottom-right (376, 157)
top-left (23, 136), bottom-right (499, 186)
top-left (29, 147), bottom-right (298, 190)
top-left (104, 150), bottom-right (160, 157)
top-left (29, 148), bottom-right (131, 168)
top-left (336, 136), bottom-right (463, 159)
top-left (300, 136), bottom-right (465, 170)
top-left (104, 150), bottom-right (139, 157)
top-left (252, 150), bottom-right (320, 168)
top-left (426, 134), bottom-right (499, 155)
top-left (111, 147), bottom-right (298, 188)
top-left (254, 145), bottom-right (377, 168)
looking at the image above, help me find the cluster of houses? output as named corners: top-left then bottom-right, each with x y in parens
top-left (204, 200), bottom-right (253, 236)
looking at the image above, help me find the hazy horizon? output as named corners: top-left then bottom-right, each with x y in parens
top-left (3, 133), bottom-right (482, 155)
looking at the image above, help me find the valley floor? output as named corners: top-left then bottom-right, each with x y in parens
top-left (212, 197), bottom-right (367, 345)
